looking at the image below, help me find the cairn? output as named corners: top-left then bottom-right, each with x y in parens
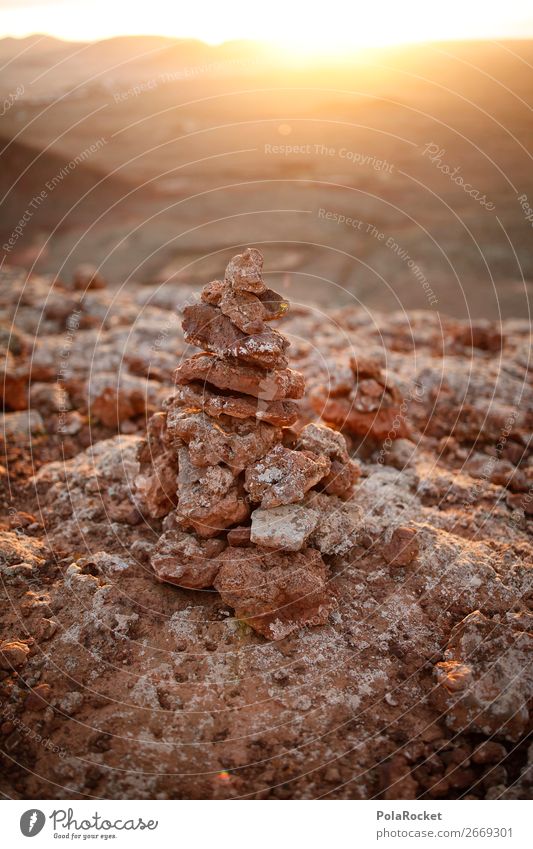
top-left (135, 248), bottom-right (360, 639)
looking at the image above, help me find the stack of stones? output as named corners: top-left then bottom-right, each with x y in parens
top-left (135, 248), bottom-right (361, 640)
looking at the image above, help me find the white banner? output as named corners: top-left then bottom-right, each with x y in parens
top-left (2, 799), bottom-right (531, 848)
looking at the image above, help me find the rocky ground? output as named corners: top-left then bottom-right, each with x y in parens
top-left (0, 263), bottom-right (531, 799)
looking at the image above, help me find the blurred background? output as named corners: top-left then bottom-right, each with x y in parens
top-left (1, 0), bottom-right (533, 318)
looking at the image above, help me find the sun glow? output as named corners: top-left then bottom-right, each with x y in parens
top-left (2, 0), bottom-right (533, 48)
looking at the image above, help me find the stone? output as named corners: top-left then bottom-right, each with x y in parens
top-left (227, 328), bottom-right (289, 370)
top-left (311, 357), bottom-right (410, 442)
top-left (250, 504), bottom-right (320, 551)
top-left (165, 408), bottom-right (280, 472)
top-left (0, 410), bottom-right (45, 441)
top-left (176, 449), bottom-right (249, 537)
top-left (0, 640), bottom-right (30, 670)
top-left (382, 526), bottom-right (419, 566)
top-left (434, 611), bottom-right (533, 741)
top-left (305, 492), bottom-right (361, 556)
top-left (297, 422), bottom-right (360, 499)
top-left (182, 303), bottom-right (289, 368)
top-left (59, 691), bottom-right (84, 716)
top-left (85, 372), bottom-right (161, 427)
top-left (24, 683), bottom-right (52, 711)
top-left (201, 278), bottom-right (264, 330)
top-left (244, 444), bottom-right (330, 508)
top-left (226, 526), bottom-right (252, 547)
top-left (8, 511), bottom-right (37, 530)
top-left (172, 382), bottom-right (299, 427)
top-left (257, 288), bottom-right (290, 321)
top-left (200, 279), bottom-right (225, 305)
top-left (175, 353), bottom-right (304, 400)
top-left (32, 435), bottom-right (142, 539)
top-left (201, 277), bottom-right (289, 333)
top-left (71, 263), bottom-right (107, 290)
top-left (471, 741), bottom-right (507, 766)
top-left (151, 529), bottom-right (226, 589)
top-left (224, 247), bottom-right (266, 293)
top-left (213, 546), bottom-right (336, 639)
top-left (218, 288), bottom-right (267, 334)
top-left (29, 382), bottom-right (68, 415)
top-left (134, 412), bottom-right (179, 518)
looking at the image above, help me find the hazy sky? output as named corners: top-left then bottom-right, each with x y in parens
top-left (2, 0), bottom-right (533, 48)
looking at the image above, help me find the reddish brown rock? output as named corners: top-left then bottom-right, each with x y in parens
top-left (201, 275), bottom-right (289, 333)
top-left (213, 546), bottom-right (336, 639)
top-left (227, 526), bottom-right (252, 547)
top-left (24, 683), bottom-right (52, 712)
top-left (434, 611), bottom-right (533, 741)
top-left (1, 354), bottom-right (29, 410)
top-left (151, 529), bottom-right (226, 589)
top-left (381, 755), bottom-right (419, 799)
top-left (0, 640), bottom-right (30, 670)
top-left (297, 422), bottom-right (360, 499)
top-left (382, 526), bottom-right (419, 566)
top-left (224, 247), bottom-right (266, 293)
top-left (311, 357), bottom-right (410, 442)
top-left (471, 741), bottom-right (508, 766)
top-left (175, 353), bottom-right (304, 400)
top-left (228, 328), bottom-right (289, 370)
top-left (182, 303), bottom-right (289, 369)
top-left (134, 412), bottom-right (178, 518)
top-left (200, 279), bottom-right (225, 305)
top-left (245, 444), bottom-right (330, 508)
top-left (86, 372), bottom-right (160, 427)
top-left (172, 382), bottom-right (299, 427)
top-left (218, 288), bottom-right (267, 334)
top-left (165, 408), bottom-right (280, 472)
top-left (452, 321), bottom-right (503, 352)
top-left (257, 288), bottom-right (290, 320)
top-left (8, 511), bottom-right (37, 530)
top-left (71, 263), bottom-right (107, 290)
top-left (176, 449), bottom-right (249, 537)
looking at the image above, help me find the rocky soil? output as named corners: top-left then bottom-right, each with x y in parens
top-left (0, 261), bottom-right (531, 799)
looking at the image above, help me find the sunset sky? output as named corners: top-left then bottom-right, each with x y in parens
top-left (2, 0), bottom-right (533, 50)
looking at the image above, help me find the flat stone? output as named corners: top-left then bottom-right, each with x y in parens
top-left (251, 504), bottom-right (320, 551)
top-left (172, 382), bottom-right (300, 427)
top-left (182, 303), bottom-right (289, 368)
top-left (244, 444), bottom-right (330, 508)
top-left (165, 408), bottom-right (280, 472)
top-left (218, 288), bottom-right (266, 334)
top-left (175, 353), bottom-right (304, 400)
top-left (201, 279), bottom-right (289, 331)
